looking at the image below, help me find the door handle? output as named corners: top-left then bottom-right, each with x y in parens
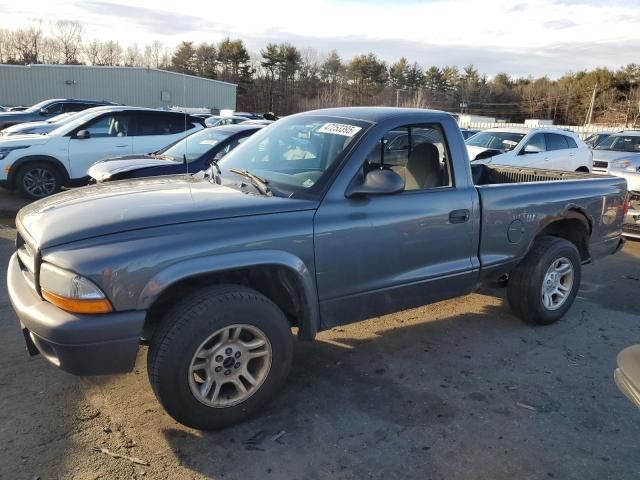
top-left (115, 145), bottom-right (128, 148)
top-left (449, 209), bottom-right (470, 223)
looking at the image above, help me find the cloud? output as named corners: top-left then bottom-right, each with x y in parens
top-left (1, 0), bottom-right (639, 78)
top-left (81, 1), bottom-right (228, 35)
top-left (543, 19), bottom-right (578, 29)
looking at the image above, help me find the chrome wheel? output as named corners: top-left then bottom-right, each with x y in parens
top-left (541, 257), bottom-right (574, 310)
top-left (188, 324), bottom-right (272, 408)
top-left (22, 168), bottom-right (57, 197)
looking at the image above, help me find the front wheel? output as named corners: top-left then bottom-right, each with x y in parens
top-left (16, 162), bottom-right (62, 199)
top-left (147, 284), bottom-right (293, 430)
top-left (507, 236), bottom-right (582, 325)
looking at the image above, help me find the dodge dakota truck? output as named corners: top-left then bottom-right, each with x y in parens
top-left (7, 107), bottom-right (628, 430)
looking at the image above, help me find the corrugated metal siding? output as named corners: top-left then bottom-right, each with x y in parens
top-left (0, 64), bottom-right (236, 110)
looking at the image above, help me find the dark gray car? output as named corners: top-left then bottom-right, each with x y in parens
top-left (0, 98), bottom-right (119, 130)
top-left (7, 107), bottom-right (626, 430)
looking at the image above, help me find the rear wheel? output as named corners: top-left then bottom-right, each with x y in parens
top-left (147, 284), bottom-right (293, 430)
top-left (507, 236), bottom-right (581, 325)
top-left (16, 162), bottom-right (62, 199)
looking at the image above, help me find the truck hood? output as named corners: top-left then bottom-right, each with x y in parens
top-left (17, 175), bottom-right (319, 249)
top-left (88, 155), bottom-right (180, 181)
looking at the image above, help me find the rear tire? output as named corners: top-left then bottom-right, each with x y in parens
top-left (147, 284), bottom-right (293, 430)
top-left (16, 162), bottom-right (62, 200)
top-left (507, 236), bottom-right (581, 325)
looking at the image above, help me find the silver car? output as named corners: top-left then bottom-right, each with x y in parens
top-left (592, 132), bottom-right (640, 174)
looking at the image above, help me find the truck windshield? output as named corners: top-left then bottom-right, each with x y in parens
top-left (218, 115), bottom-right (369, 195)
top-left (466, 132), bottom-right (525, 151)
top-left (594, 135), bottom-right (640, 153)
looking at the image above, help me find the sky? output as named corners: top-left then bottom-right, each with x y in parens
top-left (1, 0), bottom-right (639, 78)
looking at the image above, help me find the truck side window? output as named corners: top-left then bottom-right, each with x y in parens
top-left (364, 124), bottom-right (452, 191)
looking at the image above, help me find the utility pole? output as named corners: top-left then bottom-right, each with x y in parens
top-left (584, 82), bottom-right (598, 126)
top-left (396, 89), bottom-right (400, 107)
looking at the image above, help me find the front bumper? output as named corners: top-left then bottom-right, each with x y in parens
top-left (7, 253), bottom-right (146, 376)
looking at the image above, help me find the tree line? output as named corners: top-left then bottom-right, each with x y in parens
top-left (1, 21), bottom-right (639, 126)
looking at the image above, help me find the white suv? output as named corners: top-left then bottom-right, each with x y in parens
top-left (465, 127), bottom-right (592, 172)
top-left (0, 107), bottom-right (204, 199)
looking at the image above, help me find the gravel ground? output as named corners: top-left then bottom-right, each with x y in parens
top-left (1, 223), bottom-right (639, 480)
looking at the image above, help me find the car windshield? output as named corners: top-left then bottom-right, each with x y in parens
top-left (24, 99), bottom-right (57, 113)
top-left (161, 128), bottom-right (235, 163)
top-left (594, 135), bottom-right (640, 152)
top-left (218, 115), bottom-right (369, 195)
top-left (466, 131), bottom-right (526, 151)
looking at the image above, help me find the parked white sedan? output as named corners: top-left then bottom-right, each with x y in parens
top-left (466, 127), bottom-right (592, 172)
top-left (0, 107), bottom-right (204, 199)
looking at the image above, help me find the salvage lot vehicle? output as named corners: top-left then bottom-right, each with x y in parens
top-left (205, 115), bottom-right (249, 127)
top-left (592, 131), bottom-right (640, 174)
top-left (466, 127), bottom-right (592, 171)
top-left (88, 124), bottom-right (263, 182)
top-left (0, 98), bottom-right (119, 130)
top-left (608, 167), bottom-right (640, 239)
top-left (0, 107), bottom-right (204, 199)
top-left (7, 107), bottom-right (626, 430)
top-left (615, 344), bottom-right (640, 408)
top-left (0, 105), bottom-right (123, 137)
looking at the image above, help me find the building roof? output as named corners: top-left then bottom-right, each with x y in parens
top-left (3, 63), bottom-right (237, 88)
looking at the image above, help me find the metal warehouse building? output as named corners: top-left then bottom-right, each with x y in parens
top-left (0, 64), bottom-right (236, 111)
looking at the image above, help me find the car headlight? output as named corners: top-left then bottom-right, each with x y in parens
top-left (0, 145), bottom-right (29, 160)
top-left (40, 263), bottom-right (113, 314)
top-left (611, 159), bottom-right (635, 170)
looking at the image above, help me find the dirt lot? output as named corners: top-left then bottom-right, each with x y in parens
top-left (1, 222), bottom-right (639, 480)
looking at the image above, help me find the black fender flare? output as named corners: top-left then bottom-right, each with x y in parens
top-left (7, 155), bottom-right (70, 189)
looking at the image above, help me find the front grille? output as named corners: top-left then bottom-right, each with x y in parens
top-left (15, 232), bottom-right (36, 290)
top-left (593, 160), bottom-right (609, 169)
top-left (623, 222), bottom-right (640, 237)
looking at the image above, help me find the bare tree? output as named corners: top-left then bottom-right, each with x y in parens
top-left (99, 40), bottom-right (122, 66)
top-left (11, 23), bottom-right (43, 64)
top-left (84, 39), bottom-right (101, 65)
top-left (54, 20), bottom-right (83, 64)
top-left (124, 43), bottom-right (142, 66)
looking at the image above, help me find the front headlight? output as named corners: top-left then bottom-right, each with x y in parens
top-left (611, 159), bottom-right (635, 170)
top-left (0, 145), bottom-right (29, 160)
top-left (40, 263), bottom-right (113, 314)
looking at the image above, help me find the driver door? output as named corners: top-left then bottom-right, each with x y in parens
top-left (313, 123), bottom-right (477, 328)
top-left (68, 112), bottom-right (133, 178)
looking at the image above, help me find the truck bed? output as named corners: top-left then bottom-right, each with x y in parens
top-left (471, 164), bottom-right (600, 185)
top-left (472, 163), bottom-right (627, 281)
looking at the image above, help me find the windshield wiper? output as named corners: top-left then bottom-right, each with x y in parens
top-left (229, 168), bottom-right (271, 196)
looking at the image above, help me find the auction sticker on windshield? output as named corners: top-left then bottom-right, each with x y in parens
top-left (317, 123), bottom-right (362, 137)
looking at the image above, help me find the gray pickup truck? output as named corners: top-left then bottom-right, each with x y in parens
top-left (8, 107), bottom-right (627, 430)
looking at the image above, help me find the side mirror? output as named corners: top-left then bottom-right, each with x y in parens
top-left (345, 168), bottom-right (405, 198)
top-left (75, 129), bottom-right (90, 139)
top-left (521, 144), bottom-right (542, 155)
top-left (39, 108), bottom-right (49, 116)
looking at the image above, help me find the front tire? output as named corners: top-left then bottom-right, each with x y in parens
top-left (16, 162), bottom-right (62, 199)
top-left (507, 236), bottom-right (581, 325)
top-left (147, 284), bottom-right (293, 430)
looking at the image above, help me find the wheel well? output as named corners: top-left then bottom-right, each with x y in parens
top-left (537, 218), bottom-right (590, 261)
top-left (575, 166), bottom-right (590, 173)
top-left (143, 265), bottom-right (308, 340)
top-left (8, 156), bottom-right (69, 188)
